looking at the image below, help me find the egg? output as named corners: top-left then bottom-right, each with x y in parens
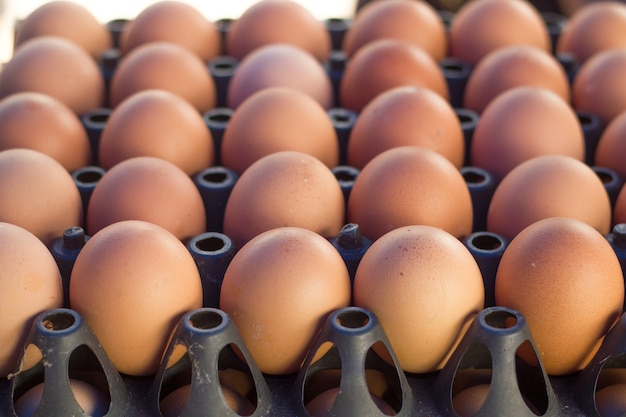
top-left (463, 45), bottom-right (571, 113)
top-left (595, 383), bottom-right (626, 417)
top-left (109, 41), bottom-right (216, 112)
top-left (594, 109), bottom-right (626, 180)
top-left (342, 0), bottom-right (447, 61)
top-left (494, 217), bottom-right (624, 375)
top-left (0, 148), bottom-right (83, 245)
top-left (572, 48), bottom-right (626, 125)
top-left (339, 38), bottom-right (449, 112)
top-left (347, 86), bottom-right (464, 169)
top-left (86, 156), bottom-right (206, 242)
top-left (222, 151), bottom-right (345, 248)
top-left (14, 379), bottom-right (109, 417)
top-left (470, 87), bottom-right (584, 182)
top-left (220, 226), bottom-right (351, 375)
top-left (227, 43), bottom-right (333, 109)
top-left (556, 2), bottom-right (626, 65)
top-left (120, 1), bottom-right (221, 61)
top-left (226, 0), bottom-right (331, 61)
top-left (14, 0), bottom-right (111, 60)
top-left (305, 387), bottom-right (395, 417)
top-left (0, 92), bottom-right (91, 171)
top-left (0, 222), bottom-right (63, 377)
top-left (0, 36), bottom-right (105, 115)
top-left (353, 225), bottom-right (485, 373)
top-left (98, 89), bottom-right (214, 175)
top-left (487, 154), bottom-right (611, 241)
top-left (609, 183), bottom-right (626, 227)
top-left (452, 384), bottom-right (490, 417)
top-left (221, 87), bottom-right (338, 174)
top-left (448, 0), bottom-right (551, 66)
top-left (69, 220), bottom-right (203, 376)
top-left (159, 384), bottom-right (255, 417)
top-left (347, 146), bottom-right (473, 241)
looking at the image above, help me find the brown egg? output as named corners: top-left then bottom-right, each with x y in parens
top-left (610, 183), bottom-right (626, 227)
top-left (595, 384), bottom-right (626, 417)
top-left (70, 220), bottom-right (203, 376)
top-left (594, 109), bottom-right (626, 180)
top-left (463, 45), bottom-right (571, 113)
top-left (353, 225), bottom-right (484, 373)
top-left (159, 384), bottom-right (255, 417)
top-left (220, 226), bottom-right (351, 375)
top-left (572, 48), bottom-right (626, 125)
top-left (227, 43), bottom-right (333, 109)
top-left (347, 146), bottom-right (473, 241)
top-left (120, 1), bottom-right (221, 61)
top-left (342, 0), bottom-right (447, 61)
top-left (305, 387), bottom-right (396, 416)
top-left (221, 87), bottom-right (338, 174)
top-left (556, 2), bottom-right (626, 65)
top-left (0, 92), bottom-right (91, 171)
top-left (87, 156), bottom-right (206, 242)
top-left (470, 87), bottom-right (584, 182)
top-left (0, 222), bottom-right (63, 377)
top-left (0, 148), bottom-right (83, 245)
top-left (449, 0), bottom-right (551, 66)
top-left (0, 36), bottom-right (105, 115)
top-left (226, 0), bottom-right (331, 61)
top-left (347, 85), bottom-right (464, 169)
top-left (487, 155), bottom-right (611, 241)
top-left (109, 41), bottom-right (216, 112)
top-left (339, 38), bottom-right (449, 112)
top-left (99, 89), bottom-right (214, 175)
top-left (14, 379), bottom-right (110, 416)
top-left (14, 0), bottom-right (111, 60)
top-left (452, 384), bottom-right (490, 417)
top-left (222, 151), bottom-right (345, 248)
top-left (495, 217), bottom-right (624, 375)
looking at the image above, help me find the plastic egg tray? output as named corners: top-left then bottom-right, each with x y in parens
top-left (3, 3), bottom-right (626, 417)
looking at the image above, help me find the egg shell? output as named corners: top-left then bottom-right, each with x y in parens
top-left (109, 41), bottom-right (216, 113)
top-left (0, 36), bottom-right (105, 115)
top-left (347, 146), bottom-right (473, 241)
top-left (339, 38), bottom-right (449, 112)
top-left (227, 43), bottom-right (334, 109)
top-left (353, 225), bottom-right (485, 374)
top-left (86, 156), bottom-right (206, 242)
top-left (495, 217), bottom-right (624, 375)
top-left (221, 87), bottom-right (338, 174)
top-left (594, 109), bottom-right (626, 180)
top-left (120, 1), bottom-right (221, 61)
top-left (0, 92), bottom-right (91, 171)
top-left (305, 387), bottom-right (395, 417)
top-left (470, 86), bottom-right (584, 182)
top-left (159, 383), bottom-right (255, 417)
top-left (595, 383), bottom-right (626, 417)
top-left (220, 226), bottom-right (351, 375)
top-left (98, 89), bottom-right (214, 175)
top-left (0, 222), bottom-right (63, 377)
top-left (342, 0), bottom-right (447, 61)
top-left (452, 384), bottom-right (490, 417)
top-left (222, 150), bottom-right (345, 248)
top-left (226, 0), bottom-right (331, 61)
top-left (69, 220), bottom-right (203, 376)
top-left (449, 0), bottom-right (551, 66)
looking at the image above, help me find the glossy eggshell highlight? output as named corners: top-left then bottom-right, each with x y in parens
top-left (347, 86), bottom-right (464, 169)
top-left (353, 225), bottom-right (484, 374)
top-left (347, 146), bottom-right (473, 241)
top-left (0, 92), bottom-right (91, 171)
top-left (221, 87), bottom-right (338, 174)
top-left (222, 151), bottom-right (345, 248)
top-left (227, 43), bottom-right (333, 109)
top-left (120, 1), bottom-right (220, 61)
top-left (0, 148), bottom-right (83, 245)
top-left (226, 0), bottom-right (331, 61)
top-left (463, 45), bottom-right (571, 114)
top-left (470, 87), bottom-right (584, 182)
top-left (495, 217), bottom-right (624, 375)
top-left (98, 89), bottom-right (214, 175)
top-left (109, 41), bottom-right (216, 112)
top-left (70, 220), bottom-right (203, 376)
top-left (86, 156), bottom-right (206, 242)
top-left (339, 38), bottom-right (448, 113)
top-left (448, 0), bottom-right (551, 66)
top-left (220, 226), bottom-right (351, 375)
top-left (556, 2), bottom-right (626, 64)
top-left (0, 37), bottom-right (105, 115)
top-left (487, 155), bottom-right (612, 241)
top-left (0, 222), bottom-right (63, 377)
top-left (594, 110), bottom-right (626, 180)
top-left (342, 0), bottom-right (447, 61)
